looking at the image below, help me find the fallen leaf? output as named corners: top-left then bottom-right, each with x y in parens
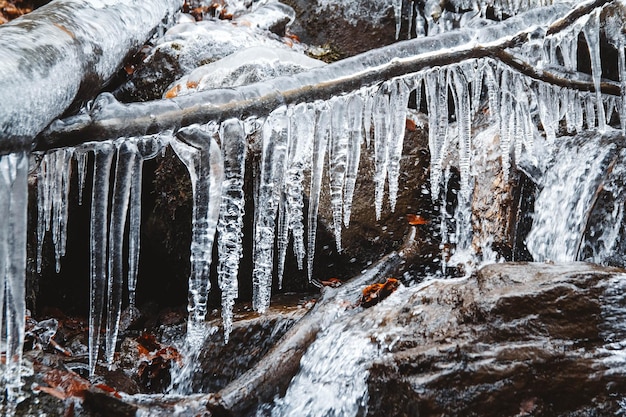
top-left (406, 214), bottom-right (429, 225)
top-left (360, 278), bottom-right (400, 308)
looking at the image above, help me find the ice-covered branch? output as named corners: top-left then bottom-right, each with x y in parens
top-left (493, 49), bottom-right (621, 95)
top-left (32, 3), bottom-right (598, 152)
top-left (546, 0), bottom-right (612, 36)
top-left (0, 0), bottom-right (182, 155)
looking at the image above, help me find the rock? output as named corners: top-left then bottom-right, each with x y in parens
top-left (281, 0), bottom-right (397, 59)
top-left (114, 17), bottom-right (300, 102)
top-left (173, 294), bottom-right (311, 393)
top-left (366, 262), bottom-right (626, 416)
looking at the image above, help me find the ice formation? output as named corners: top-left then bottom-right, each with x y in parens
top-left (0, 152), bottom-right (28, 412)
top-left (1, 1), bottom-right (624, 405)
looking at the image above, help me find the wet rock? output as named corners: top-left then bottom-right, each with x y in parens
top-left (367, 262), bottom-right (626, 416)
top-left (281, 0), bottom-right (397, 59)
top-left (180, 294), bottom-right (311, 393)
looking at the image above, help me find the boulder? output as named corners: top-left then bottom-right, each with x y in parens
top-left (367, 262), bottom-right (626, 416)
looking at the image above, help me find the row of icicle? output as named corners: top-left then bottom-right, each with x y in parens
top-left (23, 0), bottom-right (625, 385)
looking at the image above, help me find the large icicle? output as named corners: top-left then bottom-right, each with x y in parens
top-left (51, 149), bottom-right (73, 273)
top-left (451, 66), bottom-right (472, 201)
top-left (171, 127), bottom-right (224, 346)
top-left (387, 78), bottom-right (410, 212)
top-left (425, 68), bottom-right (449, 200)
top-left (105, 141), bottom-right (139, 365)
top-left (127, 134), bottom-right (170, 308)
top-left (278, 103), bottom-right (314, 285)
top-left (88, 142), bottom-right (115, 377)
top-left (217, 118), bottom-right (247, 343)
top-left (253, 108), bottom-right (288, 312)
top-left (329, 97), bottom-right (350, 250)
top-left (343, 94), bottom-right (364, 227)
top-left (308, 104), bottom-right (330, 282)
top-left (373, 85), bottom-right (391, 219)
top-left (583, 8), bottom-right (606, 131)
top-left (0, 152), bottom-right (28, 410)
top-left (36, 153), bottom-right (52, 273)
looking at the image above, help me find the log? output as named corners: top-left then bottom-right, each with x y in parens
top-left (34, 2), bottom-right (624, 153)
top-left (0, 0), bottom-right (182, 154)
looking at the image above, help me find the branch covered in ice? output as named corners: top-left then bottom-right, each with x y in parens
top-left (546, 0), bottom-right (612, 36)
top-left (493, 49), bottom-right (621, 95)
top-left (32, 3), bottom-right (610, 151)
top-left (0, 0), bottom-right (182, 155)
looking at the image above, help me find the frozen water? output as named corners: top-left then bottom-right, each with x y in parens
top-left (253, 108), bottom-right (288, 313)
top-left (0, 152), bottom-right (28, 409)
top-left (217, 118), bottom-right (247, 342)
top-left (165, 46), bottom-right (325, 98)
top-left (171, 126), bottom-right (224, 345)
top-left (89, 142), bottom-right (115, 377)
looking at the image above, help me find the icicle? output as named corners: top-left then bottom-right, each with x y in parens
top-left (393, 0), bottom-right (403, 40)
top-left (89, 142), bottom-right (115, 377)
top-left (535, 82), bottom-right (557, 141)
top-left (308, 104), bottom-right (330, 282)
top-left (407, 0), bottom-right (414, 40)
top-left (75, 149), bottom-right (88, 205)
top-left (373, 84), bottom-right (391, 219)
top-left (362, 88), bottom-right (374, 148)
top-left (278, 103), bottom-right (314, 283)
top-left (36, 153), bottom-right (52, 273)
top-left (585, 93), bottom-right (597, 130)
top-left (0, 152), bottom-right (28, 409)
top-left (425, 69), bottom-right (449, 200)
top-left (171, 127), bottom-right (224, 345)
top-left (51, 148), bottom-right (73, 273)
top-left (499, 70), bottom-right (512, 180)
top-left (485, 61), bottom-right (501, 126)
top-left (471, 60), bottom-right (484, 115)
top-left (104, 141), bottom-right (138, 366)
top-left (253, 108), bottom-right (288, 313)
top-left (343, 94), bottom-right (364, 227)
top-left (127, 134), bottom-right (169, 309)
top-left (583, 8), bottom-right (606, 131)
top-left (217, 118), bottom-right (246, 343)
top-left (387, 78), bottom-right (410, 212)
top-left (451, 67), bottom-right (472, 200)
top-left (329, 97), bottom-right (350, 250)
top-left (605, 96), bottom-right (616, 126)
top-left (127, 142), bottom-right (143, 309)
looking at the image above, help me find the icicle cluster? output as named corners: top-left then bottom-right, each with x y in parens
top-left (35, 134), bottom-right (169, 376)
top-left (396, 0), bottom-right (558, 40)
top-left (29, 0), bottom-right (626, 379)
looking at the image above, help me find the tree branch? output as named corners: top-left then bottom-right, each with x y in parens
top-left (546, 0), bottom-right (612, 36)
top-left (493, 49), bottom-right (621, 95)
top-left (32, 3), bottom-right (599, 152)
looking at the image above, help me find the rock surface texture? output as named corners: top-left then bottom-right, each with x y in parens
top-left (367, 262), bottom-right (626, 416)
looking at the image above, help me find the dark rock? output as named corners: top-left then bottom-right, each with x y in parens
top-left (182, 294), bottom-right (311, 393)
top-left (367, 262), bottom-right (626, 416)
top-left (281, 0), bottom-right (398, 59)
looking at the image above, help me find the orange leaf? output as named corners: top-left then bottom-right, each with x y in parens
top-left (406, 214), bottom-right (428, 225)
